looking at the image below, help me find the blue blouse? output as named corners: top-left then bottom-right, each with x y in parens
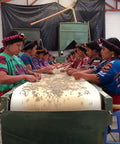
top-left (96, 60), bottom-right (120, 95)
top-left (20, 54), bottom-right (37, 70)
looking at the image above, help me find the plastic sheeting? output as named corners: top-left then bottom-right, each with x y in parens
top-left (74, 0), bottom-right (105, 41)
top-left (1, 0), bottom-right (105, 51)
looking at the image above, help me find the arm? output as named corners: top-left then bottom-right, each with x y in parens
top-left (67, 68), bottom-right (94, 76)
top-left (80, 69), bottom-right (94, 74)
top-left (0, 71), bottom-right (39, 84)
top-left (72, 71), bottom-right (100, 84)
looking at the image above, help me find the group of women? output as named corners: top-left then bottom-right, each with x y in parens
top-left (0, 30), bottom-right (120, 111)
top-left (61, 37), bottom-right (120, 111)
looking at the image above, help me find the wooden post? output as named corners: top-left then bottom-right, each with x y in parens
top-left (88, 21), bottom-right (91, 42)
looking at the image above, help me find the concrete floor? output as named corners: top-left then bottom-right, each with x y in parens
top-left (0, 116), bottom-right (119, 144)
top-left (107, 116), bottom-right (120, 143)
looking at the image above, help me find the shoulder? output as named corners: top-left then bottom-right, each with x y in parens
top-left (101, 60), bottom-right (118, 72)
top-left (20, 54), bottom-right (31, 60)
top-left (0, 54), bottom-right (7, 64)
top-left (0, 54), bottom-right (6, 59)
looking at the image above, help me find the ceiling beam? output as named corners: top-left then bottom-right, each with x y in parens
top-left (105, 2), bottom-right (115, 9)
top-left (0, 0), bottom-right (12, 7)
top-left (106, 9), bottom-right (120, 11)
top-left (30, 0), bottom-right (38, 6)
top-left (0, 0), bottom-right (12, 4)
top-left (105, 0), bottom-right (120, 12)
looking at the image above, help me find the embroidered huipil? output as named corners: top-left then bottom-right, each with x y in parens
top-left (96, 60), bottom-right (120, 95)
top-left (0, 53), bottom-right (28, 94)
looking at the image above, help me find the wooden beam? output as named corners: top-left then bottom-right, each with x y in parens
top-left (0, 0), bottom-right (12, 4)
top-left (105, 2), bottom-right (115, 9)
top-left (30, 7), bottom-right (77, 26)
top-left (0, 0), bottom-right (12, 7)
top-left (26, 0), bottom-right (29, 5)
top-left (105, 0), bottom-right (120, 12)
top-left (116, 0), bottom-right (118, 9)
top-left (30, 0), bottom-right (38, 6)
top-left (105, 9), bottom-right (120, 11)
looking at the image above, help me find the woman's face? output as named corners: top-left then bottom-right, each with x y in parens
top-left (7, 41), bottom-right (23, 56)
top-left (101, 46), bottom-right (114, 61)
top-left (31, 45), bottom-right (37, 56)
top-left (77, 48), bottom-right (84, 57)
top-left (75, 52), bottom-right (79, 59)
top-left (37, 53), bottom-right (44, 59)
top-left (86, 47), bottom-right (93, 58)
top-left (43, 54), bottom-right (48, 61)
top-left (70, 54), bottom-right (75, 61)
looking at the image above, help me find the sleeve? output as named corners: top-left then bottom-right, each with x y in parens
top-left (96, 62), bottom-right (114, 84)
top-left (32, 57), bottom-right (39, 66)
top-left (0, 55), bottom-right (8, 72)
top-left (20, 55), bottom-right (31, 65)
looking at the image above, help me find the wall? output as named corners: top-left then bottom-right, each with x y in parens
top-left (105, 12), bottom-right (120, 39)
top-left (0, 0), bottom-right (120, 47)
top-left (105, 0), bottom-right (120, 39)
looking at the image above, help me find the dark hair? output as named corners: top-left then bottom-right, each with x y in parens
top-left (107, 37), bottom-right (120, 47)
top-left (77, 45), bottom-right (86, 53)
top-left (86, 41), bottom-right (100, 52)
top-left (23, 40), bottom-right (38, 51)
top-left (52, 56), bottom-right (56, 59)
top-left (0, 47), bottom-right (5, 53)
top-left (70, 51), bottom-right (75, 55)
top-left (43, 51), bottom-right (48, 56)
top-left (36, 45), bottom-right (45, 54)
top-left (99, 38), bottom-right (120, 55)
top-left (2, 31), bottom-right (26, 46)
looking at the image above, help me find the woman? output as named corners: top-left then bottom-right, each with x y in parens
top-left (20, 40), bottom-right (40, 70)
top-left (66, 44), bottom-right (90, 75)
top-left (72, 38), bottom-right (120, 110)
top-left (86, 41), bottom-right (102, 69)
top-left (33, 45), bottom-right (45, 67)
top-left (76, 44), bottom-right (90, 70)
top-left (21, 40), bottom-right (54, 74)
top-left (0, 31), bottom-right (41, 99)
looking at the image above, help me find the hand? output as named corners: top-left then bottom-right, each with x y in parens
top-left (33, 72), bottom-right (41, 80)
top-left (25, 75), bottom-right (38, 82)
top-left (41, 67), bottom-right (54, 74)
top-left (72, 72), bottom-right (82, 80)
top-left (47, 70), bottom-right (54, 74)
top-left (66, 68), bottom-right (77, 76)
top-left (60, 69), bottom-right (66, 72)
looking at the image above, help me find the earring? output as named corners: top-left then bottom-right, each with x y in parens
top-left (112, 53), bottom-right (114, 57)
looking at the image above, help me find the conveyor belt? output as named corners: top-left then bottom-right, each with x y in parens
top-left (10, 69), bottom-right (101, 111)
